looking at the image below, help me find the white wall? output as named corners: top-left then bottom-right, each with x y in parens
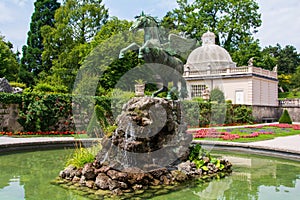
top-left (186, 75), bottom-right (278, 106)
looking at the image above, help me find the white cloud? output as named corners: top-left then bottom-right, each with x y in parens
top-left (0, 0), bottom-right (33, 50)
top-left (255, 0), bottom-right (300, 50)
top-left (0, 2), bottom-right (14, 23)
top-left (11, 0), bottom-right (30, 7)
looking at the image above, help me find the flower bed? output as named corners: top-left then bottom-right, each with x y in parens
top-left (0, 130), bottom-right (86, 137)
top-left (191, 123), bottom-right (300, 141)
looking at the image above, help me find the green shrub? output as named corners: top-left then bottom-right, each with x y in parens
top-left (33, 83), bottom-right (68, 93)
top-left (0, 93), bottom-right (22, 104)
top-left (210, 87), bottom-right (225, 103)
top-left (182, 100), bottom-right (200, 127)
top-left (279, 110), bottom-right (292, 124)
top-left (232, 105), bottom-right (254, 124)
top-left (18, 94), bottom-right (73, 131)
top-left (9, 82), bottom-right (26, 89)
top-left (66, 143), bottom-right (102, 168)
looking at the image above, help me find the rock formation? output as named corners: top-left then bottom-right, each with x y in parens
top-left (96, 97), bottom-right (192, 171)
top-left (58, 97), bottom-right (232, 198)
top-left (0, 77), bottom-right (13, 93)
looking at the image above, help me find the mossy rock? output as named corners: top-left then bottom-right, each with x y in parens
top-left (154, 189), bottom-right (170, 195)
top-left (95, 189), bottom-right (112, 196)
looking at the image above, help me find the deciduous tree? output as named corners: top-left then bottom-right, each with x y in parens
top-left (41, 0), bottom-right (108, 91)
top-left (0, 35), bottom-right (19, 81)
top-left (165, 0), bottom-right (261, 52)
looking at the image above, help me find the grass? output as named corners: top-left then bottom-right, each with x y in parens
top-left (224, 130), bottom-right (299, 142)
top-left (66, 142), bottom-right (102, 168)
top-left (192, 124), bottom-right (300, 143)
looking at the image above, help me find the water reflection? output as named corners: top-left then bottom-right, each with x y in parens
top-left (193, 178), bottom-right (232, 199)
top-left (1, 149), bottom-right (300, 199)
top-left (152, 152), bottom-right (300, 200)
top-left (0, 177), bottom-right (25, 200)
top-left (0, 149), bottom-right (89, 200)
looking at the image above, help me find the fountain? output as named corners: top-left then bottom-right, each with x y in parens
top-left (58, 13), bottom-right (232, 198)
top-left (59, 97), bottom-right (232, 197)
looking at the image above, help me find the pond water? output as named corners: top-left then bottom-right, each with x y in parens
top-left (1, 148), bottom-right (300, 200)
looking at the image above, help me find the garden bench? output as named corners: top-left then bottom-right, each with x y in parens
top-left (262, 117), bottom-right (276, 123)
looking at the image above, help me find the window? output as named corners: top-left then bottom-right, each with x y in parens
top-left (191, 85), bottom-right (206, 98)
top-left (235, 90), bottom-right (244, 104)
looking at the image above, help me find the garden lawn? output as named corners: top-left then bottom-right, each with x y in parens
top-left (191, 124), bottom-right (300, 143)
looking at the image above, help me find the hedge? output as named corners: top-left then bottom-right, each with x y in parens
top-left (0, 93), bottom-right (254, 131)
top-left (0, 93), bottom-right (111, 132)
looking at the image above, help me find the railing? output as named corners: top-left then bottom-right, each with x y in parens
top-left (279, 99), bottom-right (300, 107)
top-left (184, 65), bottom-right (277, 79)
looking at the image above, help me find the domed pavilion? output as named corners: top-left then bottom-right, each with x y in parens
top-left (183, 31), bottom-right (278, 106)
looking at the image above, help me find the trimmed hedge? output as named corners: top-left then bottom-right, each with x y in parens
top-left (279, 109), bottom-right (292, 124)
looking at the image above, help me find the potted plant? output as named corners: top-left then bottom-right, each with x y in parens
top-left (134, 79), bottom-right (145, 97)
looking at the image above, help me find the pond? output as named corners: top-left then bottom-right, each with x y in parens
top-left (1, 148), bottom-right (300, 200)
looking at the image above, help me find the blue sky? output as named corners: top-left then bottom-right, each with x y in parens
top-left (0, 0), bottom-right (299, 52)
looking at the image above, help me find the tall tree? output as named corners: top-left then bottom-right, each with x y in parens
top-left (41, 0), bottom-right (108, 91)
top-left (164, 0), bottom-right (261, 52)
top-left (231, 36), bottom-right (262, 67)
top-left (0, 35), bottom-right (19, 81)
top-left (261, 44), bottom-right (300, 74)
top-left (19, 0), bottom-right (60, 86)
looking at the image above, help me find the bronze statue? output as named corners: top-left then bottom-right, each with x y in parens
top-left (119, 12), bottom-right (196, 99)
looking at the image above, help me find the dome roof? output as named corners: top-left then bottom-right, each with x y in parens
top-left (186, 31), bottom-right (235, 70)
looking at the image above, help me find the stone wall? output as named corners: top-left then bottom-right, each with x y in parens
top-left (2, 102), bottom-right (300, 132)
top-left (0, 103), bottom-right (22, 131)
top-left (252, 105), bottom-right (300, 122)
top-left (0, 103), bottom-right (76, 132)
top-left (251, 105), bottom-right (281, 122)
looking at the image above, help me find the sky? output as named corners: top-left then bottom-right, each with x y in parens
top-left (0, 0), bottom-right (299, 52)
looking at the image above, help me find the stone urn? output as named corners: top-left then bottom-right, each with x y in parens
top-left (134, 80), bottom-right (145, 97)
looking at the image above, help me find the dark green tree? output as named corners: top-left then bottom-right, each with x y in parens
top-left (260, 44), bottom-right (300, 74)
top-left (99, 51), bottom-right (143, 91)
top-left (0, 35), bottom-right (19, 81)
top-left (277, 45), bottom-right (300, 74)
top-left (73, 18), bottom-right (143, 96)
top-left (291, 66), bottom-right (300, 90)
top-left (231, 36), bottom-right (262, 67)
top-left (164, 0), bottom-right (261, 51)
top-left (19, 0), bottom-right (60, 86)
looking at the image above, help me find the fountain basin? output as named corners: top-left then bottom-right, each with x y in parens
top-left (1, 148), bottom-right (300, 199)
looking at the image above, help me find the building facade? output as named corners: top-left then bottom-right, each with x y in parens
top-left (183, 31), bottom-right (278, 106)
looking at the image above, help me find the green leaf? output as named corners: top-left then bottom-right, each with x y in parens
top-left (219, 164), bottom-right (225, 170)
top-left (201, 166), bottom-right (209, 171)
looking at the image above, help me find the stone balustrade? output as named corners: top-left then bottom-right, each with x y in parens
top-left (279, 99), bottom-right (300, 107)
top-left (184, 66), bottom-right (277, 79)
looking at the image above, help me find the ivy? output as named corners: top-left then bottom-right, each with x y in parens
top-left (0, 93), bottom-right (22, 104)
top-left (0, 93), bottom-right (112, 132)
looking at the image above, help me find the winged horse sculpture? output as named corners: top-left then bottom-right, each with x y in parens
top-left (119, 12), bottom-right (196, 99)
